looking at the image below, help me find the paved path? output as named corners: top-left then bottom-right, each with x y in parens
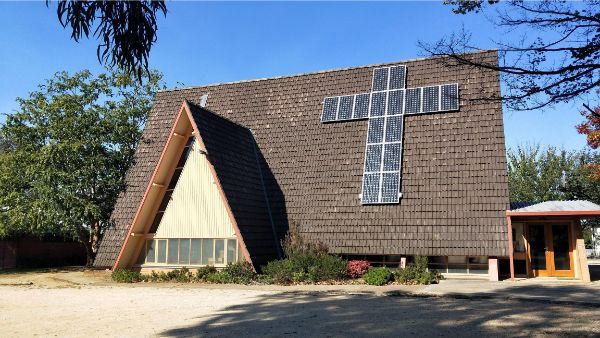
top-left (419, 278), bottom-right (600, 306)
top-left (1, 285), bottom-right (599, 337)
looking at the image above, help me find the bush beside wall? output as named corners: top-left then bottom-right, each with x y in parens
top-left (363, 267), bottom-right (392, 286)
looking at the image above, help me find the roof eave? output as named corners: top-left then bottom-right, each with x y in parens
top-left (506, 210), bottom-right (600, 217)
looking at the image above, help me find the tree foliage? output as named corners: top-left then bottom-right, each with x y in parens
top-left (0, 70), bottom-right (164, 265)
top-left (47, 1), bottom-right (167, 79)
top-left (508, 145), bottom-right (600, 203)
top-left (422, 1), bottom-right (600, 111)
top-left (577, 101), bottom-right (600, 180)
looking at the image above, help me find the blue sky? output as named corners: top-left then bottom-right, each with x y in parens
top-left (0, 1), bottom-right (591, 151)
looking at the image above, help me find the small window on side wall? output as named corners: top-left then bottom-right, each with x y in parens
top-left (215, 239), bottom-right (225, 264)
top-left (227, 239), bottom-right (237, 264)
top-left (201, 239), bottom-right (214, 265)
top-left (190, 239), bottom-right (201, 265)
top-left (157, 240), bottom-right (167, 263)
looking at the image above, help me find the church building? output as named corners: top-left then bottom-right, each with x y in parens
top-left (94, 50), bottom-right (596, 281)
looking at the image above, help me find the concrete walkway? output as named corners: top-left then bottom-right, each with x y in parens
top-left (417, 278), bottom-right (600, 307)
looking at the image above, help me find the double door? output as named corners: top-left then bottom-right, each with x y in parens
top-left (527, 223), bottom-right (574, 277)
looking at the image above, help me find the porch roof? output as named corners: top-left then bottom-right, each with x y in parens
top-left (507, 200), bottom-right (600, 217)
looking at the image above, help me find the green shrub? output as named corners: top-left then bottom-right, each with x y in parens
top-left (394, 256), bottom-right (443, 285)
top-left (168, 267), bottom-right (193, 283)
top-left (206, 271), bottom-right (233, 284)
top-left (363, 267), bottom-right (392, 286)
top-left (195, 266), bottom-right (217, 281)
top-left (148, 270), bottom-right (169, 282)
top-left (111, 268), bottom-right (142, 283)
top-left (261, 220), bottom-right (347, 285)
top-left (223, 261), bottom-right (255, 284)
top-left (262, 252), bottom-right (347, 284)
top-left (306, 254), bottom-right (347, 282)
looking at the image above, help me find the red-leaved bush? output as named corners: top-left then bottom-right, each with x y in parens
top-left (346, 260), bottom-right (370, 278)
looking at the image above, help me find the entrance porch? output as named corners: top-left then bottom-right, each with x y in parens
top-left (505, 200), bottom-right (600, 282)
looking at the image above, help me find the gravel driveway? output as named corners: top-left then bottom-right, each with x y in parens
top-left (1, 285), bottom-right (599, 337)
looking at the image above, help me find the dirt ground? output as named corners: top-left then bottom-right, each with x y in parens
top-left (1, 270), bottom-right (599, 337)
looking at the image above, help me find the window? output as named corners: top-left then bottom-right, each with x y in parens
top-left (227, 239), bottom-right (237, 264)
top-left (157, 240), bottom-right (167, 263)
top-left (190, 239), bottom-right (201, 264)
top-left (138, 238), bottom-right (240, 267)
top-left (179, 239), bottom-right (190, 265)
top-left (146, 240), bottom-right (156, 263)
top-left (427, 256), bottom-right (489, 274)
top-left (167, 239), bottom-right (179, 264)
top-left (201, 239), bottom-right (214, 265)
top-left (215, 239), bottom-right (225, 265)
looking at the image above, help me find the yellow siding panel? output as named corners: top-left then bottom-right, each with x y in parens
top-left (155, 140), bottom-right (236, 238)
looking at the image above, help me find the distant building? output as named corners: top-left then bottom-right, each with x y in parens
top-left (94, 51), bottom-right (598, 281)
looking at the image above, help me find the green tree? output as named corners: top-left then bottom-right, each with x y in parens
top-left (0, 70), bottom-right (164, 265)
top-left (563, 150), bottom-right (600, 203)
top-left (507, 145), bottom-right (576, 202)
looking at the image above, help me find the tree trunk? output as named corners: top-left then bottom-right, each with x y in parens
top-left (83, 241), bottom-right (94, 267)
top-left (85, 219), bottom-right (101, 267)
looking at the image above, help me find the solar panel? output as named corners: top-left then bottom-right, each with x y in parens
top-left (338, 95), bottom-right (353, 120)
top-left (372, 68), bottom-right (389, 92)
top-left (362, 173), bottom-right (381, 204)
top-left (365, 144), bottom-right (383, 173)
top-left (353, 93), bottom-right (370, 119)
top-left (385, 115), bottom-right (403, 142)
top-left (319, 64), bottom-right (461, 205)
top-left (321, 97), bottom-right (339, 122)
top-left (382, 143), bottom-right (401, 171)
top-left (367, 117), bottom-right (385, 143)
top-left (441, 83), bottom-right (459, 111)
top-left (381, 172), bottom-right (400, 203)
top-left (405, 88), bottom-right (421, 114)
top-left (387, 90), bottom-right (404, 115)
top-left (389, 66), bottom-right (406, 90)
top-left (370, 91), bottom-right (387, 117)
top-left (423, 86), bottom-right (440, 113)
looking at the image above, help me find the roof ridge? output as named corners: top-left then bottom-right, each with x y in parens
top-left (159, 49), bottom-right (497, 93)
top-left (185, 100), bottom-right (251, 132)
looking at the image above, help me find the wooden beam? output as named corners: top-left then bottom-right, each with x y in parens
top-left (506, 215), bottom-right (515, 281)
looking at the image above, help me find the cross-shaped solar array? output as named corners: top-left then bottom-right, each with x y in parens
top-left (321, 65), bottom-right (459, 204)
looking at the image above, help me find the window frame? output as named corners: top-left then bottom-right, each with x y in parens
top-left (135, 237), bottom-right (241, 268)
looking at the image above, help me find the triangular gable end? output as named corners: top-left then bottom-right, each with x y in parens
top-left (114, 101), bottom-right (254, 270)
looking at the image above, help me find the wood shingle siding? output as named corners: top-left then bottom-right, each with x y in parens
top-left (94, 50), bottom-right (509, 268)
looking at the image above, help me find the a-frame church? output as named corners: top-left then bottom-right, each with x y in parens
top-left (95, 50), bottom-right (596, 281)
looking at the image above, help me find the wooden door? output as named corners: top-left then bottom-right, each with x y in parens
top-left (526, 223), bottom-right (574, 277)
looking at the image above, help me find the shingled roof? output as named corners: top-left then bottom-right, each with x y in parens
top-left (95, 50), bottom-right (510, 268)
top-left (187, 102), bottom-right (281, 268)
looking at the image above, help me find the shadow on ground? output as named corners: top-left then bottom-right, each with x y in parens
top-left (159, 291), bottom-right (599, 337)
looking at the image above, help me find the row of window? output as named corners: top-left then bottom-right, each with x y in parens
top-left (428, 256), bottom-right (488, 274)
top-left (137, 238), bottom-right (243, 266)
